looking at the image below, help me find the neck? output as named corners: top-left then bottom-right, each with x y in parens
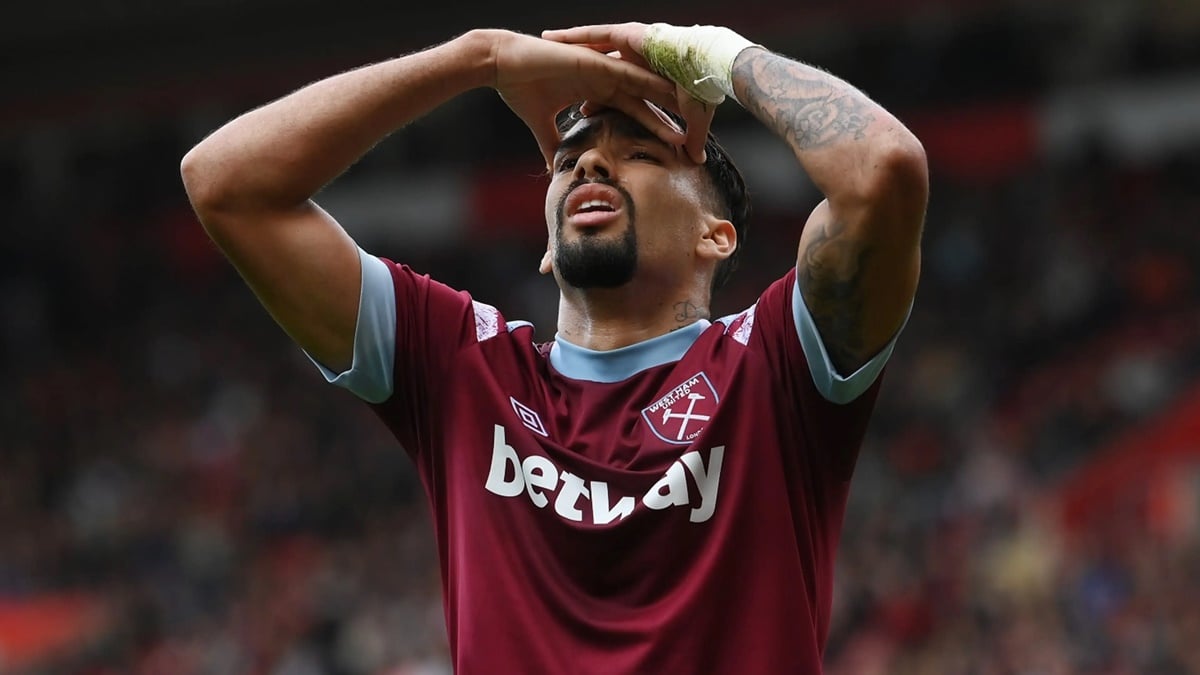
top-left (555, 282), bottom-right (710, 350)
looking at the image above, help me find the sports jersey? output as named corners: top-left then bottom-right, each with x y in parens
top-left (310, 249), bottom-right (900, 674)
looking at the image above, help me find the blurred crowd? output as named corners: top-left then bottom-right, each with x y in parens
top-left (824, 154), bottom-right (1200, 675)
top-left (3, 4), bottom-right (1200, 672)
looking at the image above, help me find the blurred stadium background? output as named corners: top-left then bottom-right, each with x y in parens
top-left (2, 0), bottom-right (1199, 673)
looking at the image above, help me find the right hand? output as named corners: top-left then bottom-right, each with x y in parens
top-left (480, 29), bottom-right (688, 166)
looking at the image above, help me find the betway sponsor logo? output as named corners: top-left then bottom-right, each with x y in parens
top-left (484, 425), bottom-right (724, 524)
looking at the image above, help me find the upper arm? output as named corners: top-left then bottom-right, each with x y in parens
top-left (193, 198), bottom-right (362, 372)
top-left (795, 145), bottom-right (927, 374)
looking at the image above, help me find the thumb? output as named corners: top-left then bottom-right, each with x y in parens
top-left (528, 117), bottom-right (562, 169)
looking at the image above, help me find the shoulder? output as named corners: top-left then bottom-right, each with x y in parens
top-left (717, 268), bottom-right (904, 404)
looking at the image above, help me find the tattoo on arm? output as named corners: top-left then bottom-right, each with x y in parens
top-left (798, 217), bottom-right (872, 373)
top-left (734, 49), bottom-right (894, 373)
top-left (734, 50), bottom-right (875, 151)
top-left (673, 300), bottom-right (708, 326)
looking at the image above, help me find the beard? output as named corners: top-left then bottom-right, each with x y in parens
top-left (553, 180), bottom-right (639, 289)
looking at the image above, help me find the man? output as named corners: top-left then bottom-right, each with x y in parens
top-left (181, 21), bottom-right (927, 674)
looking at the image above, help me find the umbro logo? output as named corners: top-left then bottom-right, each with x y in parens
top-left (510, 397), bottom-right (548, 437)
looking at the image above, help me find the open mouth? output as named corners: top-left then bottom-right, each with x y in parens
top-left (564, 184), bottom-right (624, 228)
top-left (575, 199), bottom-right (616, 214)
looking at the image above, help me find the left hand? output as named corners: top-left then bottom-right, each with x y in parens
top-left (486, 29), bottom-right (686, 166)
top-left (543, 22), bottom-right (716, 164)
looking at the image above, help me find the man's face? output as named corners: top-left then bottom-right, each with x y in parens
top-left (544, 110), bottom-right (713, 291)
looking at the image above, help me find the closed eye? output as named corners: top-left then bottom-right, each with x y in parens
top-left (629, 150), bottom-right (658, 162)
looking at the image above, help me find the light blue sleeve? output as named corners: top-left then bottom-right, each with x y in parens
top-left (304, 248), bottom-right (396, 403)
top-left (792, 278), bottom-right (908, 405)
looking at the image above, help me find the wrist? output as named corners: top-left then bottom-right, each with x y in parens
top-left (456, 29), bottom-right (507, 90)
top-left (642, 24), bottom-right (759, 105)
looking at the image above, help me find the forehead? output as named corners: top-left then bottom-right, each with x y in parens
top-left (555, 109), bottom-right (681, 155)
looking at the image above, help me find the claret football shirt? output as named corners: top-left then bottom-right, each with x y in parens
top-left (309, 249), bottom-right (901, 674)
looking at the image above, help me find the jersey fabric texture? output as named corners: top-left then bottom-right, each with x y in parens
top-left (309, 249), bottom-right (899, 674)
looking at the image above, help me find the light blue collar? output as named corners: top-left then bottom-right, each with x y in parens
top-left (549, 321), bottom-right (710, 383)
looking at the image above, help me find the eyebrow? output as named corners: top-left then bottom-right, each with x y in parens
top-left (554, 114), bottom-right (672, 162)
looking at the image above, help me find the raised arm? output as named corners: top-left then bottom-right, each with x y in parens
top-left (181, 29), bottom-right (682, 371)
top-left (732, 49), bottom-right (927, 374)
top-left (543, 23), bottom-right (928, 374)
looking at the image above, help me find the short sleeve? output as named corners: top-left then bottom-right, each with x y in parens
top-left (369, 256), bottom-right (482, 458)
top-left (305, 248), bottom-right (397, 403)
top-left (726, 267), bottom-right (903, 480)
top-left (792, 278), bottom-right (907, 404)
top-left (304, 250), bottom-right (481, 457)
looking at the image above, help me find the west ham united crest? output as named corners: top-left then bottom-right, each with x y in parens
top-left (641, 372), bottom-right (720, 445)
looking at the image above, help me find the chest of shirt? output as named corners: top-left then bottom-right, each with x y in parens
top-left (427, 332), bottom-right (792, 529)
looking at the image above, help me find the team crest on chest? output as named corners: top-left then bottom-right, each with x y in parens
top-left (641, 372), bottom-right (720, 445)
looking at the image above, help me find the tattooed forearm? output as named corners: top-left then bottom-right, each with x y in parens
top-left (734, 49), bottom-right (876, 151)
top-left (797, 217), bottom-right (873, 373)
top-left (673, 300), bottom-right (708, 326)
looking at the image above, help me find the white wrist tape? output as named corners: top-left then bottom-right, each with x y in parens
top-left (642, 23), bottom-right (759, 105)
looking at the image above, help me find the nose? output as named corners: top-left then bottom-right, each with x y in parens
top-left (573, 148), bottom-right (611, 181)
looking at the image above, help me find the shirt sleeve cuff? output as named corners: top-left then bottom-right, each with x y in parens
top-left (792, 277), bottom-right (909, 404)
top-left (305, 248), bottom-right (397, 403)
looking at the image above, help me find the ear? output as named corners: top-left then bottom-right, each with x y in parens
top-left (696, 216), bottom-right (736, 264)
top-left (538, 248), bottom-right (554, 275)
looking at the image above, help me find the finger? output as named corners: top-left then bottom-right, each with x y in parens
top-left (577, 96), bottom-right (671, 121)
top-left (527, 116), bottom-right (563, 168)
top-left (564, 42), bottom-right (618, 54)
top-left (542, 25), bottom-right (621, 44)
top-left (676, 89), bottom-right (717, 164)
top-left (545, 23), bottom-right (647, 56)
top-left (604, 95), bottom-right (688, 147)
top-left (591, 48), bottom-right (653, 73)
top-left (582, 50), bottom-right (677, 108)
top-left (498, 89), bottom-right (562, 166)
top-left (645, 100), bottom-right (684, 134)
top-left (608, 49), bottom-right (652, 72)
top-left (550, 37), bottom-right (646, 70)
